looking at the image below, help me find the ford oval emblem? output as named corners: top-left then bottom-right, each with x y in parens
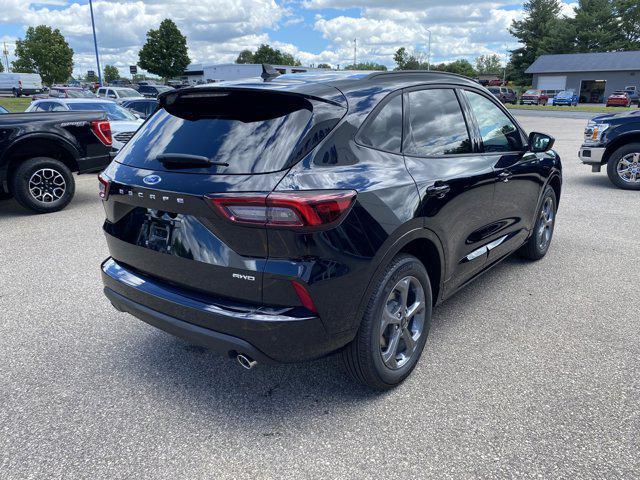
top-left (143, 174), bottom-right (162, 185)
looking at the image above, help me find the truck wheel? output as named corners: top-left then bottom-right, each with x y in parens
top-left (606, 143), bottom-right (640, 190)
top-left (10, 157), bottom-right (76, 213)
top-left (340, 254), bottom-right (432, 390)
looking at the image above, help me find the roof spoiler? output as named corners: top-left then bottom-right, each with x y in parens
top-left (261, 64), bottom-right (281, 82)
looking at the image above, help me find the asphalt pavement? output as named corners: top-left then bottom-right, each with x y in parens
top-left (1, 112), bottom-right (638, 479)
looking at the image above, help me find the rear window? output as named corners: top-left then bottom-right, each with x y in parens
top-left (117, 89), bottom-right (346, 174)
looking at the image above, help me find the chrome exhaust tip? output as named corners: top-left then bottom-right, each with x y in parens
top-left (237, 354), bottom-right (257, 370)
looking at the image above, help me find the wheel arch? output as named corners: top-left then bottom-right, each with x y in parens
top-left (1, 135), bottom-right (79, 190)
top-left (354, 228), bottom-right (446, 333)
top-left (603, 133), bottom-right (640, 164)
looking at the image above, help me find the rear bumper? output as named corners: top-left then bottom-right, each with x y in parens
top-left (101, 258), bottom-right (352, 363)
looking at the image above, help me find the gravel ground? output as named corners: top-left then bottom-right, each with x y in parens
top-left (1, 113), bottom-right (638, 479)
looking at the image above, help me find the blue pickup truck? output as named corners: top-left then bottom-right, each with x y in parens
top-left (579, 109), bottom-right (640, 189)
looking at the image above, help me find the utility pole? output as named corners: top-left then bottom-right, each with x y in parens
top-left (426, 30), bottom-right (432, 70)
top-left (2, 42), bottom-right (10, 72)
top-left (503, 44), bottom-right (508, 84)
top-left (89, 0), bottom-right (102, 86)
top-left (353, 38), bottom-right (357, 68)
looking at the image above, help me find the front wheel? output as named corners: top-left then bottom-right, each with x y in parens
top-left (606, 143), bottom-right (640, 190)
top-left (519, 186), bottom-right (557, 260)
top-left (10, 157), bottom-right (76, 213)
top-left (341, 254), bottom-right (432, 389)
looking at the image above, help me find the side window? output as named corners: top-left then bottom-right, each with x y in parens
top-left (404, 89), bottom-right (471, 156)
top-left (358, 94), bottom-right (402, 152)
top-left (35, 102), bottom-right (53, 112)
top-left (465, 91), bottom-right (523, 153)
top-left (50, 102), bottom-right (66, 112)
top-left (97, 88), bottom-right (106, 97)
top-left (107, 89), bottom-right (117, 99)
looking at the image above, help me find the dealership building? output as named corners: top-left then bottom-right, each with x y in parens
top-left (182, 63), bottom-right (327, 84)
top-left (526, 51), bottom-right (640, 103)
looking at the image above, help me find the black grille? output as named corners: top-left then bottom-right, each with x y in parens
top-left (114, 132), bottom-right (135, 144)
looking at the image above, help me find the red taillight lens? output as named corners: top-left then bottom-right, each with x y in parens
top-left (91, 120), bottom-right (112, 146)
top-left (208, 190), bottom-right (356, 229)
top-left (98, 174), bottom-right (110, 199)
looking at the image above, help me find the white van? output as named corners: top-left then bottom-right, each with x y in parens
top-left (0, 73), bottom-right (44, 97)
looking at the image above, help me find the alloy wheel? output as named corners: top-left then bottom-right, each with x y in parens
top-left (29, 168), bottom-right (66, 203)
top-left (537, 196), bottom-right (554, 250)
top-left (379, 276), bottom-right (426, 370)
top-left (616, 153), bottom-right (640, 183)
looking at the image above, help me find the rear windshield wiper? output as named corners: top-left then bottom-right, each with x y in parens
top-left (156, 154), bottom-right (229, 169)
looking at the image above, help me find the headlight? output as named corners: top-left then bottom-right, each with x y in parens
top-left (584, 122), bottom-right (609, 145)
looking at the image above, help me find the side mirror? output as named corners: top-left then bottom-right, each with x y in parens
top-left (529, 132), bottom-right (555, 152)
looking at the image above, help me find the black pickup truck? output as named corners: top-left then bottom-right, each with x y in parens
top-left (0, 111), bottom-right (112, 212)
top-left (579, 110), bottom-right (640, 190)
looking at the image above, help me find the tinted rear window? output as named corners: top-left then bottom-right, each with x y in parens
top-left (117, 90), bottom-right (346, 174)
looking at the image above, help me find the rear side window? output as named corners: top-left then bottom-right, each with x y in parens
top-left (464, 91), bottom-right (523, 153)
top-left (358, 94), bottom-right (402, 152)
top-left (403, 89), bottom-right (471, 156)
top-left (117, 90), bottom-right (346, 174)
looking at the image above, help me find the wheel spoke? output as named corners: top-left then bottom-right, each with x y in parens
top-left (401, 328), bottom-right (416, 356)
top-left (381, 307), bottom-right (401, 329)
top-left (382, 328), bottom-right (401, 366)
top-left (406, 299), bottom-right (424, 319)
top-left (397, 278), bottom-right (410, 308)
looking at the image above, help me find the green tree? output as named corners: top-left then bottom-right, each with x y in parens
top-left (235, 49), bottom-right (254, 64)
top-left (317, 63), bottom-right (331, 69)
top-left (103, 64), bottom-right (120, 84)
top-left (508, 0), bottom-right (564, 84)
top-left (393, 47), bottom-right (426, 70)
top-left (616, 0), bottom-right (640, 47)
top-left (434, 59), bottom-right (476, 77)
top-left (12, 25), bottom-right (73, 85)
top-left (0, 61), bottom-right (4, 73)
top-left (138, 19), bottom-right (190, 80)
top-left (475, 54), bottom-right (503, 74)
top-left (570, 0), bottom-right (626, 52)
top-left (343, 62), bottom-right (387, 71)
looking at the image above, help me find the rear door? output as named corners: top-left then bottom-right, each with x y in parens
top-left (402, 86), bottom-right (496, 293)
top-left (461, 89), bottom-right (541, 263)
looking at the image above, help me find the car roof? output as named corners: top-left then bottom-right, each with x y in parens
top-left (32, 98), bottom-right (115, 104)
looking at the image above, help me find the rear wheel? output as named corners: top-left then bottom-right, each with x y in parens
top-left (519, 186), bottom-right (557, 260)
top-left (341, 254), bottom-right (432, 389)
top-left (606, 143), bottom-right (640, 190)
top-left (10, 157), bottom-right (76, 213)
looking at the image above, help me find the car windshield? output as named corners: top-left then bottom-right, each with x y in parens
top-left (524, 90), bottom-right (539, 95)
top-left (0, 106), bottom-right (8, 114)
top-left (557, 90), bottom-right (574, 97)
top-left (66, 90), bottom-right (95, 98)
top-left (67, 102), bottom-right (137, 121)
top-left (155, 86), bottom-right (173, 93)
top-left (116, 88), bottom-right (140, 98)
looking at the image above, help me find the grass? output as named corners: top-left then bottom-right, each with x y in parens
top-left (506, 103), bottom-right (637, 114)
top-left (0, 97), bottom-right (32, 112)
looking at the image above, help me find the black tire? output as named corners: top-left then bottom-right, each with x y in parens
top-left (10, 157), bottom-right (75, 213)
top-left (0, 190), bottom-right (13, 201)
top-left (519, 186), bottom-right (557, 260)
top-left (606, 143), bottom-right (640, 190)
top-left (341, 254), bottom-right (432, 390)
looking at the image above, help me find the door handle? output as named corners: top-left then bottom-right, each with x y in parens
top-left (498, 170), bottom-right (512, 182)
top-left (426, 183), bottom-right (451, 198)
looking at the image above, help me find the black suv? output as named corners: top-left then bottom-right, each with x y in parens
top-left (100, 71), bottom-right (562, 389)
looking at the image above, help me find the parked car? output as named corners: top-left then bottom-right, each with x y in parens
top-left (99, 71), bottom-right (562, 389)
top-left (26, 98), bottom-right (144, 152)
top-left (120, 98), bottom-right (158, 119)
top-left (136, 84), bottom-right (173, 98)
top-left (579, 109), bottom-right (640, 189)
top-left (109, 80), bottom-right (132, 88)
top-left (0, 73), bottom-right (44, 97)
top-left (551, 89), bottom-right (579, 106)
top-left (520, 89), bottom-right (549, 105)
top-left (0, 110), bottom-right (112, 212)
top-left (96, 86), bottom-right (145, 104)
top-left (624, 86), bottom-right (639, 105)
top-left (0, 105), bottom-right (8, 114)
top-left (487, 86), bottom-right (517, 104)
top-left (33, 86), bottom-right (95, 100)
top-left (606, 91), bottom-right (632, 107)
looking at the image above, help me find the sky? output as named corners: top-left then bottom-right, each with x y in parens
top-left (0, 0), bottom-right (578, 78)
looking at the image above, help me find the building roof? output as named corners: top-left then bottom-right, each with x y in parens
top-left (526, 51), bottom-right (640, 74)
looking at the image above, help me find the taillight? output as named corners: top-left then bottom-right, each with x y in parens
top-left (291, 281), bottom-right (318, 314)
top-left (91, 120), bottom-right (112, 146)
top-left (208, 190), bottom-right (356, 229)
top-left (98, 174), bottom-right (110, 199)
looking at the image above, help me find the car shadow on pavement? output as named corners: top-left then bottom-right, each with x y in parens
top-left (0, 187), bottom-right (100, 219)
top-left (572, 174), bottom-right (619, 190)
